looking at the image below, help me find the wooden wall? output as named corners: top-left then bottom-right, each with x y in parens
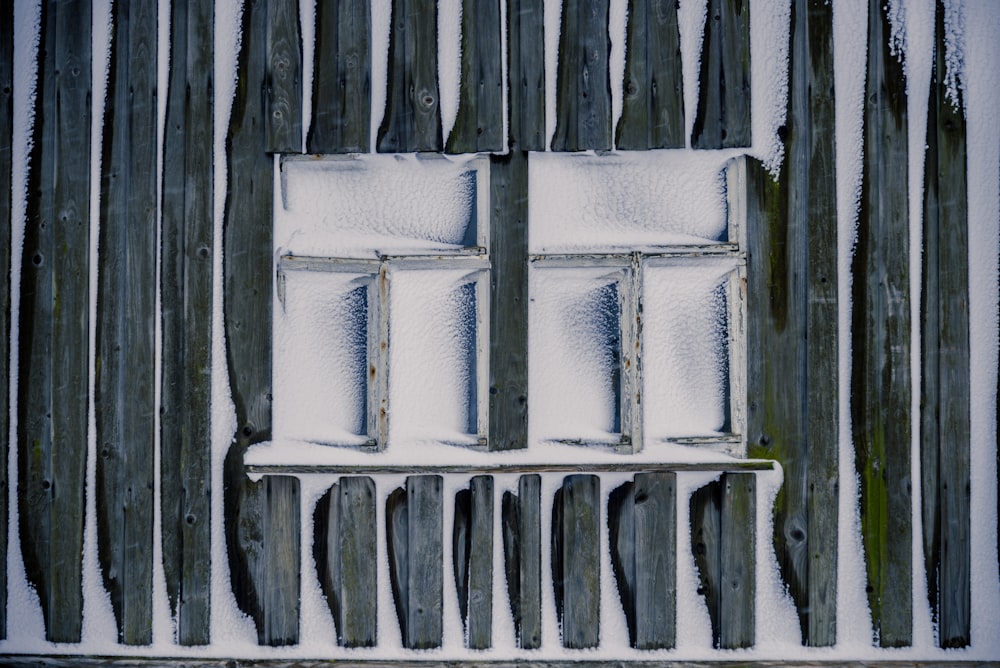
top-left (0, 0), bottom-right (989, 658)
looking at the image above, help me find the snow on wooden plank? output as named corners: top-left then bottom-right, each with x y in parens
top-left (507, 0), bottom-right (544, 151)
top-left (160, 0), bottom-right (214, 645)
top-left (552, 474), bottom-right (600, 648)
top-left (377, 0), bottom-right (442, 152)
top-left (551, 0), bottom-right (612, 151)
top-left (266, 0), bottom-right (303, 152)
top-left (223, 0), bottom-right (296, 647)
top-left (388, 475), bottom-right (445, 648)
top-left (614, 0), bottom-right (684, 150)
top-left (313, 476), bottom-right (378, 647)
top-left (18, 0), bottom-right (91, 643)
top-left (453, 475), bottom-right (494, 648)
top-left (446, 0), bottom-right (503, 153)
top-left (745, 0), bottom-right (839, 647)
top-left (852, 0), bottom-right (912, 648)
top-left (0, 0), bottom-right (11, 642)
top-left (609, 472), bottom-right (676, 649)
top-left (308, 0), bottom-right (371, 153)
top-left (95, 0), bottom-right (158, 645)
top-left (501, 474), bottom-right (541, 649)
top-left (691, 0), bottom-right (750, 149)
top-left (691, 473), bottom-right (755, 649)
top-left (920, 0), bottom-right (970, 649)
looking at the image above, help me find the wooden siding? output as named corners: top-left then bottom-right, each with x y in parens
top-left (691, 0), bottom-right (751, 149)
top-left (0, 0), bottom-right (11, 642)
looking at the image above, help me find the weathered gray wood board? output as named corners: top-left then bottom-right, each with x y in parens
top-left (609, 472), bottom-right (676, 649)
top-left (488, 153), bottom-right (529, 450)
top-left (501, 474), bottom-right (542, 649)
top-left (615, 0), bottom-right (684, 150)
top-left (18, 0), bottom-right (92, 643)
top-left (95, 0), bottom-right (158, 645)
top-left (744, 0), bottom-right (839, 647)
top-left (507, 0), bottom-right (544, 150)
top-left (308, 0), bottom-right (371, 153)
top-left (920, 0), bottom-right (970, 649)
top-left (377, 0), bottom-right (442, 152)
top-left (691, 0), bottom-right (750, 149)
top-left (0, 0), bottom-right (12, 641)
top-left (266, 0), bottom-right (303, 152)
top-left (160, 0), bottom-right (214, 646)
top-left (551, 0), bottom-right (611, 151)
top-left (314, 476), bottom-right (377, 647)
top-left (388, 476), bottom-right (444, 649)
top-left (691, 473), bottom-right (755, 649)
top-left (446, 0), bottom-right (503, 153)
top-left (552, 475), bottom-right (600, 648)
top-left (453, 475), bottom-right (494, 648)
top-left (224, 0), bottom-right (300, 647)
top-left (852, 0), bottom-right (911, 647)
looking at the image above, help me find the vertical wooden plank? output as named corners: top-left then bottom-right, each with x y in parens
top-left (261, 475), bottom-right (301, 645)
top-left (551, 0), bottom-right (611, 151)
top-left (222, 0), bottom-right (294, 647)
top-left (95, 0), bottom-right (158, 645)
top-left (921, 0), bottom-right (970, 648)
top-left (690, 480), bottom-right (722, 643)
top-left (161, 0), bottom-right (214, 645)
top-left (407, 475), bottom-right (444, 648)
top-left (615, 0), bottom-right (684, 150)
top-left (691, 0), bottom-right (750, 149)
top-left (18, 0), bottom-right (91, 643)
top-left (745, 0), bottom-right (838, 647)
top-left (501, 474), bottom-right (541, 649)
top-left (719, 472), bottom-right (754, 649)
top-left (0, 0), bottom-right (12, 641)
top-left (386, 486), bottom-right (410, 641)
top-left (619, 256), bottom-right (642, 452)
top-left (608, 481), bottom-right (636, 645)
top-left (852, 0), bottom-right (911, 647)
top-left (266, 0), bottom-right (303, 152)
top-left (446, 0), bottom-right (503, 153)
top-left (488, 152), bottom-right (529, 451)
top-left (552, 474), bottom-right (600, 648)
top-left (314, 477), bottom-right (377, 647)
top-left (308, 0), bottom-right (371, 153)
top-left (453, 476), bottom-right (493, 648)
top-left (376, 0), bottom-right (442, 152)
top-left (507, 0), bottom-right (544, 150)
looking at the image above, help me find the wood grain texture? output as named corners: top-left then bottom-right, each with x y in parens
top-left (551, 0), bottom-right (611, 151)
top-left (745, 0), bottom-right (838, 647)
top-left (0, 0), bottom-right (12, 641)
top-left (18, 0), bottom-right (92, 643)
top-left (507, 0), bottom-right (544, 150)
top-left (308, 0), bottom-right (371, 153)
top-left (552, 475), bottom-right (600, 648)
top-left (95, 0), bottom-right (158, 645)
top-left (852, 0), bottom-right (911, 647)
top-left (501, 474), bottom-right (542, 649)
top-left (446, 0), bottom-right (503, 153)
top-left (453, 475), bottom-right (494, 648)
top-left (314, 477), bottom-right (378, 647)
top-left (691, 0), bottom-right (750, 149)
top-left (266, 0), bottom-right (303, 152)
top-left (488, 152), bottom-right (529, 450)
top-left (388, 476), bottom-right (444, 649)
top-left (615, 0), bottom-right (684, 150)
top-left (161, 0), bottom-right (214, 645)
top-left (610, 472), bottom-right (676, 649)
top-left (377, 0), bottom-right (442, 152)
top-left (920, 0), bottom-right (970, 648)
top-left (223, 0), bottom-right (297, 647)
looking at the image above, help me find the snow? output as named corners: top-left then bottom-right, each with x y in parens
top-left (3, 0), bottom-right (1000, 662)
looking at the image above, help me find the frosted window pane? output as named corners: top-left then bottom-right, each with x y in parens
top-left (643, 263), bottom-right (733, 438)
top-left (278, 155), bottom-right (480, 257)
top-left (389, 268), bottom-right (480, 444)
top-left (531, 268), bottom-right (622, 443)
top-left (273, 270), bottom-right (370, 446)
top-left (529, 152), bottom-right (730, 253)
